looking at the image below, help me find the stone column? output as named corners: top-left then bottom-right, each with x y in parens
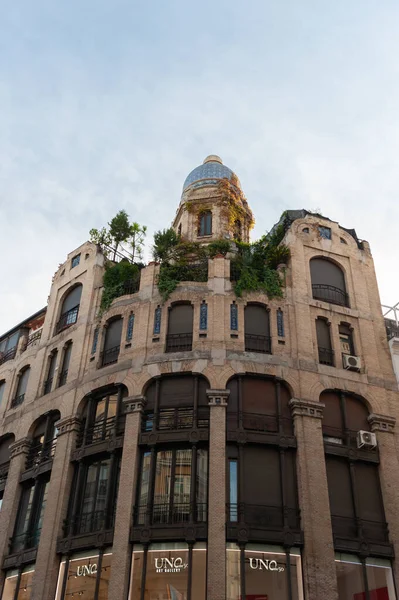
top-left (289, 398), bottom-right (338, 600)
top-left (31, 416), bottom-right (81, 600)
top-left (108, 396), bottom-right (144, 600)
top-left (0, 438), bottom-right (30, 589)
top-left (368, 414), bottom-right (399, 585)
top-left (207, 389), bottom-right (229, 600)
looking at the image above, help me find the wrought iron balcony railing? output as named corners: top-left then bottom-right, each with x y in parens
top-left (245, 334), bottom-right (272, 354)
top-left (9, 528), bottom-right (42, 554)
top-left (165, 333), bottom-right (193, 353)
top-left (76, 415), bottom-right (125, 448)
top-left (10, 393), bottom-right (25, 409)
top-left (63, 509), bottom-right (114, 537)
top-left (55, 305), bottom-right (79, 334)
top-left (227, 503), bottom-right (300, 530)
top-left (331, 515), bottom-right (389, 543)
top-left (25, 438), bottom-right (57, 471)
top-left (318, 346), bottom-right (335, 366)
top-left (23, 330), bottom-right (42, 351)
top-left (142, 407), bottom-right (210, 432)
top-left (227, 411), bottom-right (293, 435)
top-left (312, 284), bottom-right (349, 307)
top-left (0, 346), bottom-right (17, 366)
top-left (101, 345), bottom-right (120, 367)
top-left (134, 502), bottom-right (207, 526)
top-left (0, 461), bottom-right (9, 486)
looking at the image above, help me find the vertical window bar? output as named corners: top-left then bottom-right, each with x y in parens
top-left (277, 308), bottom-right (285, 337)
top-left (140, 546), bottom-right (149, 600)
top-left (230, 302), bottom-right (238, 330)
top-left (126, 314), bottom-right (135, 341)
top-left (361, 558), bottom-right (371, 600)
top-left (240, 545), bottom-right (246, 600)
top-left (153, 306), bottom-right (161, 335)
top-left (60, 557), bottom-right (70, 600)
top-left (93, 549), bottom-right (104, 600)
top-left (187, 544), bottom-right (194, 600)
top-left (199, 301), bottom-right (208, 330)
top-left (285, 549), bottom-right (293, 600)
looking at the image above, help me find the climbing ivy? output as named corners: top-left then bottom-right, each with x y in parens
top-left (100, 261), bottom-right (140, 315)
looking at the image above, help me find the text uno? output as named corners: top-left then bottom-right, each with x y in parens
top-left (249, 558), bottom-right (285, 573)
top-left (155, 557), bottom-right (188, 573)
top-left (77, 564), bottom-right (98, 577)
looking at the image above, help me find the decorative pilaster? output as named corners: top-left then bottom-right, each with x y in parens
top-left (289, 398), bottom-right (338, 600)
top-left (108, 396), bottom-right (144, 600)
top-left (207, 388), bottom-right (229, 600)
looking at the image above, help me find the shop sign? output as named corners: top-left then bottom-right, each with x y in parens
top-left (155, 557), bottom-right (188, 574)
top-left (248, 558), bottom-right (285, 573)
top-left (76, 563), bottom-right (98, 577)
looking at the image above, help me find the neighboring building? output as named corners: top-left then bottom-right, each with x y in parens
top-left (0, 156), bottom-right (398, 600)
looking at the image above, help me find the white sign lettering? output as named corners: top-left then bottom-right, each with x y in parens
top-left (77, 564), bottom-right (98, 577)
top-left (249, 558), bottom-right (285, 573)
top-left (155, 557), bottom-right (188, 573)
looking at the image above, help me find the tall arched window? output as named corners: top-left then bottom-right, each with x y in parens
top-left (55, 284), bottom-right (83, 334)
top-left (310, 258), bottom-right (349, 307)
top-left (244, 303), bottom-right (271, 353)
top-left (198, 210), bottom-right (212, 236)
top-left (26, 411), bottom-right (60, 469)
top-left (43, 350), bottom-right (58, 395)
top-left (101, 317), bottom-right (123, 366)
top-left (11, 366), bottom-right (30, 408)
top-left (316, 317), bottom-right (334, 366)
top-left (166, 303), bottom-right (193, 352)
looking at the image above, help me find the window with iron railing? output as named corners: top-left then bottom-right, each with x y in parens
top-left (58, 342), bottom-right (72, 387)
top-left (244, 304), bottom-right (271, 354)
top-left (11, 367), bottom-right (30, 409)
top-left (55, 284), bottom-right (82, 335)
top-left (100, 317), bottom-right (123, 367)
top-left (166, 304), bottom-right (193, 353)
top-left (310, 258), bottom-right (349, 307)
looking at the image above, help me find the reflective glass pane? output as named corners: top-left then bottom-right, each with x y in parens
top-left (336, 558), bottom-right (365, 599)
top-left (226, 546), bottom-right (241, 600)
top-left (63, 555), bottom-right (99, 598)
top-left (153, 451), bottom-right (172, 523)
top-left (196, 449), bottom-right (208, 522)
top-left (129, 550), bottom-right (144, 600)
top-left (246, 550), bottom-right (288, 600)
top-left (145, 549), bottom-right (189, 600)
top-left (2, 572), bottom-right (18, 600)
top-left (191, 547), bottom-right (207, 600)
top-left (98, 553), bottom-right (112, 600)
top-left (366, 561), bottom-right (396, 600)
top-left (174, 449), bottom-right (191, 521)
top-left (229, 460), bottom-right (238, 521)
top-left (137, 453), bottom-right (151, 524)
top-left (17, 569), bottom-right (34, 600)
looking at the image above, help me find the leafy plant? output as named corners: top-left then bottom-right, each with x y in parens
top-left (100, 261), bottom-right (140, 314)
top-left (89, 210), bottom-right (147, 263)
top-left (130, 222), bottom-right (147, 262)
top-left (153, 228), bottom-right (179, 262)
top-left (207, 239), bottom-right (231, 258)
top-left (109, 210), bottom-right (132, 259)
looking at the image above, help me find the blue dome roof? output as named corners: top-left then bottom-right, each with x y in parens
top-left (182, 156), bottom-right (240, 193)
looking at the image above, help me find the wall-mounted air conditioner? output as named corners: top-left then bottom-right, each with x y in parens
top-left (343, 354), bottom-right (361, 371)
top-left (357, 430), bottom-right (377, 449)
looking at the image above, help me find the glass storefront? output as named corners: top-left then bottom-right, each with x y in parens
top-left (129, 542), bottom-right (206, 600)
top-left (55, 549), bottom-right (112, 600)
top-left (336, 554), bottom-right (396, 599)
top-left (2, 567), bottom-right (35, 600)
top-left (226, 544), bottom-right (304, 600)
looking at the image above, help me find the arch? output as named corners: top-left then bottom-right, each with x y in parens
top-left (28, 409), bottom-right (61, 439)
top-left (310, 257), bottom-right (349, 307)
top-left (0, 433), bottom-right (15, 465)
top-left (76, 383), bottom-right (129, 417)
top-left (55, 283), bottom-right (83, 333)
top-left (13, 365), bottom-right (31, 406)
top-left (320, 389), bottom-right (370, 440)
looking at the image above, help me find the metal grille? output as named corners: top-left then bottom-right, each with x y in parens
top-left (245, 334), bottom-right (272, 354)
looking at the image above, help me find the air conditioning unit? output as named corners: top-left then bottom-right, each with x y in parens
top-left (357, 430), bottom-right (377, 449)
top-left (343, 354), bottom-right (361, 371)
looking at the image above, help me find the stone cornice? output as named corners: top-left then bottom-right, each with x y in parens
top-left (56, 416), bottom-right (82, 437)
top-left (9, 437), bottom-right (31, 459)
top-left (124, 395), bottom-right (145, 414)
top-left (207, 389), bottom-right (230, 407)
top-left (289, 398), bottom-right (325, 419)
top-left (368, 413), bottom-right (396, 434)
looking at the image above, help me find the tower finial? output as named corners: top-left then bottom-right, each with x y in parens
top-left (203, 155), bottom-right (223, 165)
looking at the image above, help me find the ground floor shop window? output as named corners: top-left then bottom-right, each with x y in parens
top-left (129, 542), bottom-right (206, 600)
top-left (336, 553), bottom-right (396, 599)
top-left (2, 566), bottom-right (35, 600)
top-left (55, 549), bottom-right (112, 599)
top-left (226, 543), bottom-right (304, 600)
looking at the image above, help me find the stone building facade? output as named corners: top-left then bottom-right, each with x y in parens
top-left (0, 156), bottom-right (398, 600)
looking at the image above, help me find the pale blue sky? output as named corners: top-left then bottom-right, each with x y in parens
top-left (1, 1), bottom-right (399, 332)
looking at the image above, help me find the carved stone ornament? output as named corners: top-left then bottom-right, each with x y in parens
top-left (9, 437), bottom-right (31, 459)
top-left (56, 416), bottom-right (82, 437)
top-left (368, 413), bottom-right (396, 434)
top-left (207, 389), bottom-right (230, 407)
top-left (123, 396), bottom-right (145, 414)
top-left (289, 398), bottom-right (325, 419)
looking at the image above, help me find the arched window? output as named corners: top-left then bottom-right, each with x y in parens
top-left (101, 317), bottom-right (123, 366)
top-left (244, 303), bottom-right (271, 354)
top-left (55, 284), bottom-right (83, 334)
top-left (43, 350), bottom-right (58, 395)
top-left (321, 390), bottom-right (369, 443)
top-left (11, 366), bottom-right (30, 408)
top-left (316, 317), bottom-right (334, 366)
top-left (58, 341), bottom-right (72, 387)
top-left (310, 258), bottom-right (349, 307)
top-left (26, 411), bottom-right (60, 469)
top-left (198, 211), bottom-right (212, 236)
top-left (166, 303), bottom-right (193, 352)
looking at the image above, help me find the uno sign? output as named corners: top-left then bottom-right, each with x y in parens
top-left (249, 558), bottom-right (285, 573)
top-left (76, 564), bottom-right (98, 577)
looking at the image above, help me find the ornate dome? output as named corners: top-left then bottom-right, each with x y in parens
top-left (182, 155), bottom-right (241, 193)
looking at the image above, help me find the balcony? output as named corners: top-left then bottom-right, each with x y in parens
top-left (312, 284), bottom-right (349, 307)
top-left (227, 411), bottom-right (293, 436)
top-left (117, 278), bottom-right (140, 297)
top-left (318, 346), bottom-right (334, 366)
top-left (134, 502), bottom-right (207, 526)
top-left (142, 407), bottom-right (210, 433)
top-left (9, 528), bottom-right (42, 554)
top-left (245, 334), bottom-right (272, 354)
top-left (76, 415), bottom-right (125, 448)
top-left (23, 330), bottom-right (42, 352)
top-left (165, 333), bottom-right (193, 353)
top-left (331, 515), bottom-right (389, 544)
top-left (10, 393), bottom-right (25, 409)
top-left (0, 346), bottom-right (17, 366)
top-left (25, 438), bottom-right (57, 471)
top-left (64, 509), bottom-right (114, 537)
top-left (0, 461), bottom-right (9, 488)
top-left (227, 503), bottom-right (300, 531)
top-left (101, 345), bottom-right (120, 367)
top-left (55, 305), bottom-right (79, 334)
top-left (322, 426), bottom-right (377, 452)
